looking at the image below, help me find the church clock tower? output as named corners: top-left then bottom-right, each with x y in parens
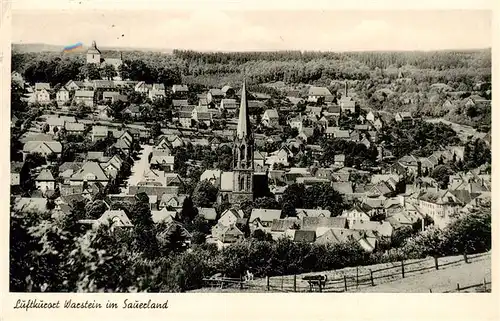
top-left (86, 40), bottom-right (101, 65)
top-left (231, 80), bottom-right (254, 205)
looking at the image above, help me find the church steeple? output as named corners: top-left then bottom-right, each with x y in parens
top-left (231, 79), bottom-right (254, 205)
top-left (237, 79), bottom-right (250, 139)
top-left (86, 40), bottom-right (101, 65)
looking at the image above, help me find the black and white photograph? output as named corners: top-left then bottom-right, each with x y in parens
top-left (8, 7), bottom-right (492, 296)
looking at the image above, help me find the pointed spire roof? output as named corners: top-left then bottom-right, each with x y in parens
top-left (88, 40), bottom-right (101, 54)
top-left (236, 80), bottom-right (251, 139)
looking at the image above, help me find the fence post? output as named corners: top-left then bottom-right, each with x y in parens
top-left (429, 289), bottom-right (432, 293)
top-left (293, 275), bottom-right (297, 292)
top-left (319, 280), bottom-right (323, 293)
top-left (281, 275), bottom-right (284, 291)
top-left (434, 256), bottom-right (439, 270)
top-left (240, 275), bottom-right (243, 290)
top-left (370, 269), bottom-right (374, 286)
top-left (456, 283), bottom-right (460, 292)
top-left (401, 260), bottom-right (405, 279)
top-left (463, 252), bottom-right (469, 264)
top-left (356, 266), bottom-right (359, 288)
top-left (266, 276), bottom-right (270, 291)
top-left (344, 275), bottom-right (348, 292)
top-left (483, 278), bottom-right (487, 292)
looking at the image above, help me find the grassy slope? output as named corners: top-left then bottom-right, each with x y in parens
top-left (189, 252), bottom-right (491, 293)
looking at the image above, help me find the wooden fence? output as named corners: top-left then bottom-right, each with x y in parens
top-left (231, 252), bottom-right (490, 293)
top-left (443, 278), bottom-right (491, 293)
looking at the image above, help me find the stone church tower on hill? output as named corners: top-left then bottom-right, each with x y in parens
top-left (231, 80), bottom-right (254, 205)
top-left (86, 40), bottom-right (101, 64)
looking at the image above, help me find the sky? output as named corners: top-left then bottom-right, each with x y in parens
top-left (12, 10), bottom-right (491, 52)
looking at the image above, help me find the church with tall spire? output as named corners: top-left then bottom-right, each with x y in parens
top-left (231, 80), bottom-right (254, 205)
top-left (217, 80), bottom-right (269, 207)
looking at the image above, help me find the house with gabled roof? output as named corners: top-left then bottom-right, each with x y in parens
top-left (65, 122), bottom-right (85, 134)
top-left (339, 97), bottom-right (356, 113)
top-left (22, 141), bottom-right (62, 161)
top-left (395, 112), bottom-right (413, 124)
top-left (192, 108), bottom-right (212, 126)
top-left (219, 98), bottom-right (238, 112)
top-left (70, 161), bottom-right (109, 187)
top-left (295, 208), bottom-right (331, 219)
top-left (100, 159), bottom-right (120, 180)
top-left (91, 125), bottom-right (109, 142)
top-left (294, 230), bottom-right (316, 243)
top-left (350, 220), bottom-right (393, 239)
top-left (417, 189), bottom-right (462, 229)
top-left (306, 106), bottom-right (323, 117)
top-left (221, 85), bottom-right (234, 96)
top-left (207, 88), bottom-right (224, 105)
top-left (103, 91), bottom-right (128, 104)
top-left (74, 90), bottom-right (95, 107)
top-left (56, 86), bottom-right (70, 105)
top-left (150, 150), bottom-right (175, 171)
top-left (79, 210), bottom-right (133, 231)
top-left (340, 205), bottom-right (372, 226)
top-left (151, 208), bottom-right (177, 224)
top-left (307, 86), bottom-right (332, 103)
top-left (334, 154), bottom-right (346, 167)
top-left (301, 217), bottom-right (348, 237)
top-left (164, 173), bottom-right (184, 188)
top-left (148, 88), bottom-right (166, 101)
top-left (261, 109), bottom-right (279, 128)
top-left (35, 82), bottom-right (51, 92)
top-left (198, 207), bottom-right (218, 222)
top-left (212, 224), bottom-right (245, 249)
top-left (159, 194), bottom-right (187, 211)
top-left (172, 99), bottom-right (189, 108)
top-left (315, 228), bottom-right (355, 246)
top-left (134, 81), bottom-right (152, 93)
top-left (65, 80), bottom-right (85, 91)
top-left (249, 209), bottom-right (282, 232)
top-left (35, 169), bottom-right (55, 193)
top-left (172, 84), bottom-right (188, 94)
top-left (270, 218), bottom-right (300, 235)
top-left (372, 118), bottom-right (383, 130)
top-left (218, 208), bottom-right (244, 227)
top-left (386, 211), bottom-right (420, 230)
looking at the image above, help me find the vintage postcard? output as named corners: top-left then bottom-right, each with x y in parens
top-left (0, 0), bottom-right (498, 320)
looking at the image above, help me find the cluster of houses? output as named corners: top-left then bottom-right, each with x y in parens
top-left (22, 79), bottom-right (129, 109)
top-left (201, 163), bottom-right (490, 250)
top-left (11, 63), bottom-right (491, 256)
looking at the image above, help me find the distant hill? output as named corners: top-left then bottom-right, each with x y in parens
top-left (12, 43), bottom-right (65, 53)
top-left (12, 43), bottom-right (173, 54)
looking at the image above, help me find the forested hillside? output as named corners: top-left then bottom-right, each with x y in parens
top-left (12, 48), bottom-right (491, 128)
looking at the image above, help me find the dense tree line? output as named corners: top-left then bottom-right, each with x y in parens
top-left (380, 120), bottom-right (461, 159)
top-left (10, 201), bottom-right (490, 292)
top-left (23, 57), bottom-right (84, 85)
top-left (14, 49), bottom-right (491, 90)
top-left (173, 49), bottom-right (491, 70)
top-left (280, 183), bottom-right (351, 217)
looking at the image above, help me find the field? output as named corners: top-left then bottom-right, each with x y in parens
top-left (189, 252), bottom-right (491, 293)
